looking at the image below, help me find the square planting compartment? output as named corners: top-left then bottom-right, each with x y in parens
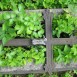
top-left (0, 46), bottom-right (46, 74)
top-left (52, 44), bottom-right (77, 72)
top-left (0, 9), bottom-right (77, 74)
top-left (0, 10), bottom-right (48, 74)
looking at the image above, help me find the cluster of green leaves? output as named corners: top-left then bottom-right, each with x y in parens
top-left (59, 0), bottom-right (77, 8)
top-left (0, 0), bottom-right (77, 10)
top-left (0, 74), bottom-right (13, 77)
top-left (53, 44), bottom-right (77, 64)
top-left (0, 4), bottom-right (44, 45)
top-left (0, 0), bottom-right (25, 10)
top-left (60, 70), bottom-right (77, 77)
top-left (0, 46), bottom-right (46, 67)
top-left (52, 10), bottom-right (77, 38)
top-left (25, 0), bottom-right (61, 9)
top-left (23, 0), bottom-right (77, 9)
top-left (61, 71), bottom-right (73, 77)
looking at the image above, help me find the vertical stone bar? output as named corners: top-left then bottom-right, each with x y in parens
top-left (44, 9), bottom-right (53, 74)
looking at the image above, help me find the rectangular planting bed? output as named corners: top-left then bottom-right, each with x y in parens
top-left (0, 9), bottom-right (51, 74)
top-left (0, 8), bottom-right (77, 74)
top-left (49, 8), bottom-right (77, 73)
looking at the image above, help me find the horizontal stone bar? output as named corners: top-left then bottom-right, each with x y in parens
top-left (53, 63), bottom-right (77, 72)
top-left (51, 37), bottom-right (77, 45)
top-left (0, 39), bottom-right (32, 46)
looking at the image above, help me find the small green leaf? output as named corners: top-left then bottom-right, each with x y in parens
top-left (0, 45), bottom-right (3, 52)
top-left (15, 25), bottom-right (20, 30)
top-left (2, 37), bottom-right (7, 45)
top-left (0, 60), bottom-right (3, 66)
top-left (3, 12), bottom-right (10, 19)
top-left (10, 13), bottom-right (16, 18)
top-left (18, 4), bottom-right (24, 12)
top-left (2, 23), bottom-right (7, 31)
top-left (26, 28), bottom-right (32, 34)
top-left (17, 26), bottom-right (24, 34)
top-left (33, 32), bottom-right (38, 38)
top-left (29, 25), bottom-right (34, 30)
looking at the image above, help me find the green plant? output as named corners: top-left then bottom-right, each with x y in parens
top-left (0, 74), bottom-right (13, 77)
top-left (0, 3), bottom-right (44, 45)
top-left (27, 73), bottom-right (58, 77)
top-left (52, 10), bottom-right (77, 38)
top-left (0, 74), bottom-right (3, 77)
top-left (43, 0), bottom-right (55, 8)
top-left (59, 0), bottom-right (77, 8)
top-left (61, 71), bottom-right (74, 77)
top-left (51, 73), bottom-right (58, 77)
top-left (43, 0), bottom-right (61, 8)
top-left (0, 0), bottom-right (60, 10)
top-left (0, 46), bottom-right (46, 67)
top-left (0, 0), bottom-right (77, 10)
top-left (28, 74), bottom-right (34, 77)
top-left (0, 0), bottom-right (25, 10)
top-left (53, 44), bottom-right (77, 64)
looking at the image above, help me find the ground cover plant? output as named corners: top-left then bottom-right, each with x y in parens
top-left (0, 1), bottom-right (46, 69)
top-left (0, 0), bottom-right (77, 10)
top-left (0, 0), bottom-right (77, 76)
top-left (53, 44), bottom-right (77, 64)
top-left (0, 3), bottom-right (44, 45)
top-left (0, 3), bottom-right (45, 67)
top-left (52, 4), bottom-right (77, 64)
top-left (0, 46), bottom-right (46, 67)
top-left (52, 10), bottom-right (77, 38)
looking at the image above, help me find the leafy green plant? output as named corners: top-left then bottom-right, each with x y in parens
top-left (0, 74), bottom-right (13, 77)
top-left (27, 73), bottom-right (58, 77)
top-left (51, 73), bottom-right (58, 77)
top-left (0, 46), bottom-right (46, 67)
top-left (59, 0), bottom-right (77, 8)
top-left (43, 0), bottom-right (61, 8)
top-left (0, 0), bottom-right (59, 10)
top-left (25, 0), bottom-right (62, 9)
top-left (28, 74), bottom-right (34, 77)
top-left (0, 3), bottom-right (44, 45)
top-left (0, 0), bottom-right (77, 10)
top-left (0, 0), bottom-right (25, 10)
top-left (52, 10), bottom-right (77, 38)
top-left (61, 71), bottom-right (74, 77)
top-left (53, 44), bottom-right (77, 64)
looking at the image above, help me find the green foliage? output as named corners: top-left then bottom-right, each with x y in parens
top-left (28, 74), bottom-right (35, 77)
top-left (0, 74), bottom-right (13, 77)
top-left (59, 0), bottom-right (77, 8)
top-left (68, 4), bottom-right (77, 16)
top-left (53, 44), bottom-right (77, 64)
top-left (0, 0), bottom-right (57, 10)
top-left (52, 10), bottom-right (77, 38)
top-left (0, 0), bottom-right (24, 10)
top-left (0, 1), bottom-right (77, 76)
top-left (61, 71), bottom-right (74, 77)
top-left (0, 46), bottom-right (46, 67)
top-left (27, 73), bottom-right (58, 77)
top-left (43, 0), bottom-right (61, 8)
top-left (51, 73), bottom-right (58, 77)
top-left (0, 3), bottom-right (44, 45)
top-left (26, 72), bottom-right (74, 77)
top-left (0, 0), bottom-right (77, 10)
